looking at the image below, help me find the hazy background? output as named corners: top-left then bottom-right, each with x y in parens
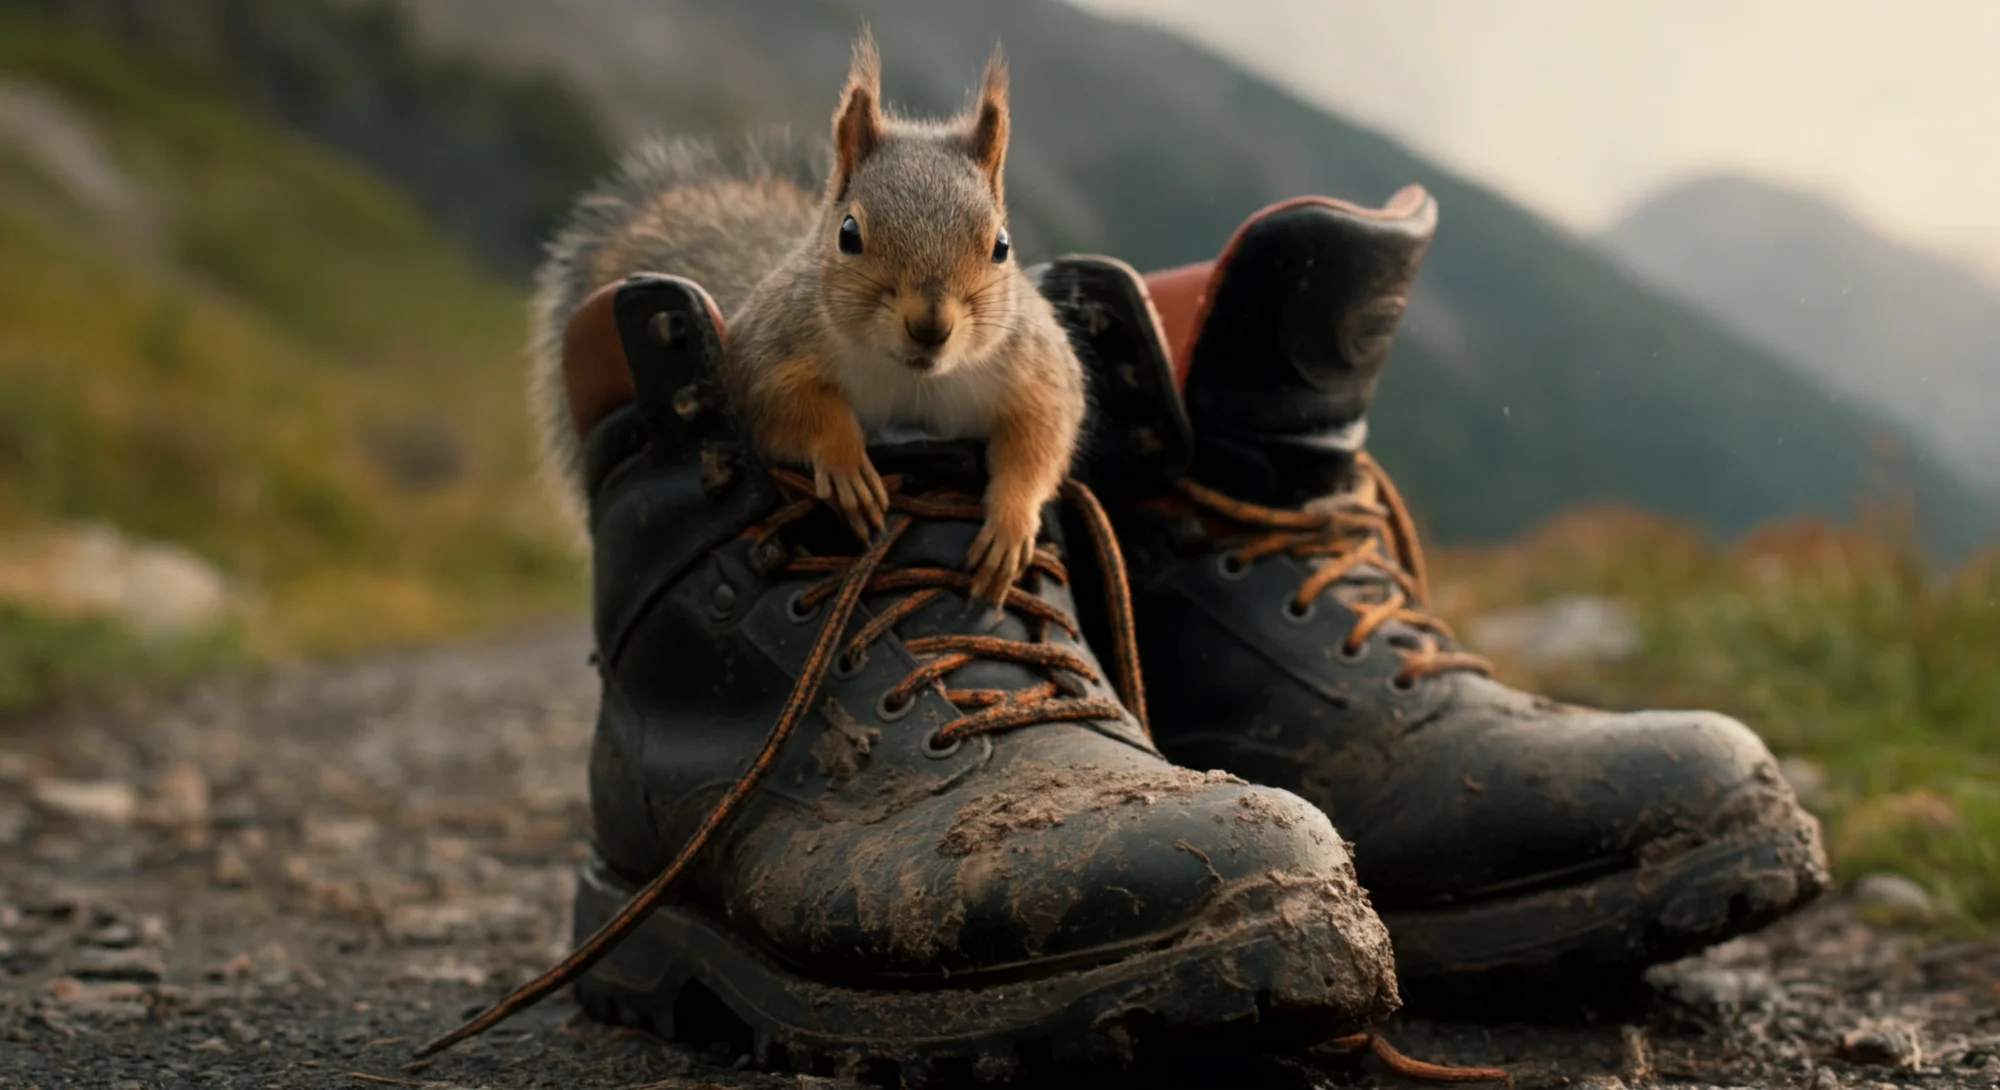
top-left (0, 0), bottom-right (1995, 914)
top-left (1076, 0), bottom-right (2000, 290)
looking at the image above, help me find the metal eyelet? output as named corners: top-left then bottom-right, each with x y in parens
top-left (785, 589), bottom-right (820, 624)
top-left (709, 581), bottom-right (738, 618)
top-left (1281, 597), bottom-right (1317, 624)
top-left (921, 730), bottom-right (962, 760)
top-left (876, 690), bottom-right (916, 722)
top-left (1214, 553), bottom-right (1250, 581)
top-left (831, 649), bottom-right (868, 679)
top-left (1337, 639), bottom-right (1370, 663)
top-left (1385, 673), bottom-right (1418, 694)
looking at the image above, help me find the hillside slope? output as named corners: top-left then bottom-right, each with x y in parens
top-left (0, 21), bottom-right (579, 670)
top-left (374, 0), bottom-right (1996, 556)
top-left (1600, 174), bottom-right (2000, 493)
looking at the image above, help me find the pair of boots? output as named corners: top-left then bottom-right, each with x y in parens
top-left (521, 192), bottom-right (1828, 1080)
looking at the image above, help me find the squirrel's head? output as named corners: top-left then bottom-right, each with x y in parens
top-left (817, 30), bottom-right (1019, 377)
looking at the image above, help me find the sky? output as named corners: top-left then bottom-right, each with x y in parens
top-left (1069, 0), bottom-right (2000, 290)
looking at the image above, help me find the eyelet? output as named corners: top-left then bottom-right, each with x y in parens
top-left (1214, 553), bottom-right (1250, 581)
top-left (1385, 673), bottom-right (1418, 694)
top-left (785, 589), bottom-right (820, 624)
top-left (876, 690), bottom-right (916, 722)
top-left (832, 649), bottom-right (867, 679)
top-left (1281, 597), bottom-right (1317, 624)
top-left (1337, 639), bottom-right (1370, 663)
top-left (921, 730), bottom-right (962, 760)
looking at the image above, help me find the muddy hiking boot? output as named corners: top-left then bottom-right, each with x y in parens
top-left (420, 273), bottom-right (1400, 1081)
top-left (1041, 189), bottom-right (1830, 1002)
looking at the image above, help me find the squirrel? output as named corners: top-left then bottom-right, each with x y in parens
top-left (530, 30), bottom-right (1087, 604)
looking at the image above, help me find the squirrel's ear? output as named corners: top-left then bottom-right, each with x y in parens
top-left (967, 46), bottom-right (1010, 200)
top-left (831, 28), bottom-right (884, 199)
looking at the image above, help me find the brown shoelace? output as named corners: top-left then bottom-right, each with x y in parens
top-left (1171, 451), bottom-right (1492, 686)
top-left (415, 470), bottom-right (1146, 1058)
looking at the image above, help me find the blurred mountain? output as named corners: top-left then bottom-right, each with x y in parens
top-left (1599, 174), bottom-right (2000, 493)
top-left (0, 16), bottom-right (579, 659)
top-left (361, 0), bottom-right (1999, 555)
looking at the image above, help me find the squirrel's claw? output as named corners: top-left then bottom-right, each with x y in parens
top-left (814, 454), bottom-right (887, 542)
top-left (966, 520), bottom-right (1034, 606)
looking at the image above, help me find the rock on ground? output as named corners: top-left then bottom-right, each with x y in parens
top-left (1, 623), bottom-right (1996, 1089)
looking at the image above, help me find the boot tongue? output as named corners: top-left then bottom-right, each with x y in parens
top-left (1178, 189), bottom-right (1437, 507)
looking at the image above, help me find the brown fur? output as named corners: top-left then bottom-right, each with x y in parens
top-left (528, 30), bottom-right (1085, 602)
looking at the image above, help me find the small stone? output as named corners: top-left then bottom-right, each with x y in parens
top-left (30, 778), bottom-right (137, 824)
top-left (211, 952), bottom-right (255, 981)
top-left (137, 915), bottom-right (170, 947)
top-left (1644, 962), bottom-right (1777, 1010)
top-left (225, 1017), bottom-right (259, 1045)
top-left (1852, 873), bottom-right (1937, 923)
top-left (301, 815), bottom-right (378, 854)
top-left (1839, 1020), bottom-right (1923, 1068)
top-left (82, 921), bottom-right (139, 948)
top-left (190, 1036), bottom-right (230, 1053)
top-left (147, 764), bottom-right (210, 829)
top-left (71, 946), bottom-right (165, 982)
top-left (211, 843), bottom-right (253, 888)
top-left (391, 956), bottom-right (489, 987)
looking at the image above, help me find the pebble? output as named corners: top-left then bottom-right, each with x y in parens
top-left (71, 946), bottom-right (166, 982)
top-left (211, 843), bottom-right (253, 888)
top-left (1851, 873), bottom-right (1937, 923)
top-left (301, 815), bottom-right (379, 854)
top-left (225, 1017), bottom-right (260, 1045)
top-left (29, 778), bottom-right (138, 824)
top-left (1645, 962), bottom-right (1778, 1011)
top-left (1839, 1020), bottom-right (1923, 1068)
top-left (190, 1036), bottom-right (231, 1053)
top-left (147, 763), bottom-right (211, 829)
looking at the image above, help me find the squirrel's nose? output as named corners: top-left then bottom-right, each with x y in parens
top-left (905, 317), bottom-right (953, 349)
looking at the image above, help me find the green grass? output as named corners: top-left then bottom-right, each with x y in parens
top-left (0, 605), bottom-right (246, 714)
top-left (1432, 505), bottom-right (2000, 924)
top-left (0, 22), bottom-right (582, 704)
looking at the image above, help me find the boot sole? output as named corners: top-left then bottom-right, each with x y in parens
top-left (570, 854), bottom-right (1395, 1085)
top-left (1380, 805), bottom-right (1828, 1005)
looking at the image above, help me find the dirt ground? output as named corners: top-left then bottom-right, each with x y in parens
top-left (2, 624), bottom-right (1996, 1090)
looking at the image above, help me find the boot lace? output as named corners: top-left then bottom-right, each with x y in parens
top-left (418, 470), bottom-right (1147, 1057)
top-left (1172, 451), bottom-right (1491, 686)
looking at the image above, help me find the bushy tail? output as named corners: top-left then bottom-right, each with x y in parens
top-left (527, 128), bottom-right (825, 542)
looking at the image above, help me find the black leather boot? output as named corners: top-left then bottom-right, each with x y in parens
top-left (1042, 190), bottom-right (1829, 1002)
top-left (429, 273), bottom-right (1401, 1082)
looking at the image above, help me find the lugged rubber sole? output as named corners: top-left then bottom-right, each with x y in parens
top-left (569, 855), bottom-right (1398, 1086)
top-left (1382, 807), bottom-right (1829, 1007)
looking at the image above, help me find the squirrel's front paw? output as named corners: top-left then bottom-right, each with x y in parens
top-left (812, 451), bottom-right (889, 541)
top-left (966, 507), bottom-right (1038, 606)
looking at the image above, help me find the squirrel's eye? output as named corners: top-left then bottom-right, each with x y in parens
top-left (991, 227), bottom-right (1010, 264)
top-left (838, 215), bottom-right (864, 256)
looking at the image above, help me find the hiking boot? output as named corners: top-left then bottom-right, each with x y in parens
top-left (1039, 191), bottom-right (1829, 1001)
top-left (473, 273), bottom-right (1400, 1080)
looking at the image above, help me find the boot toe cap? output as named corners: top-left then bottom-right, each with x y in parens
top-left (732, 763), bottom-right (1382, 985)
top-left (1355, 688), bottom-right (1822, 909)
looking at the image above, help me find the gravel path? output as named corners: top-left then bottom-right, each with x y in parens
top-left (2, 624), bottom-right (1995, 1089)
